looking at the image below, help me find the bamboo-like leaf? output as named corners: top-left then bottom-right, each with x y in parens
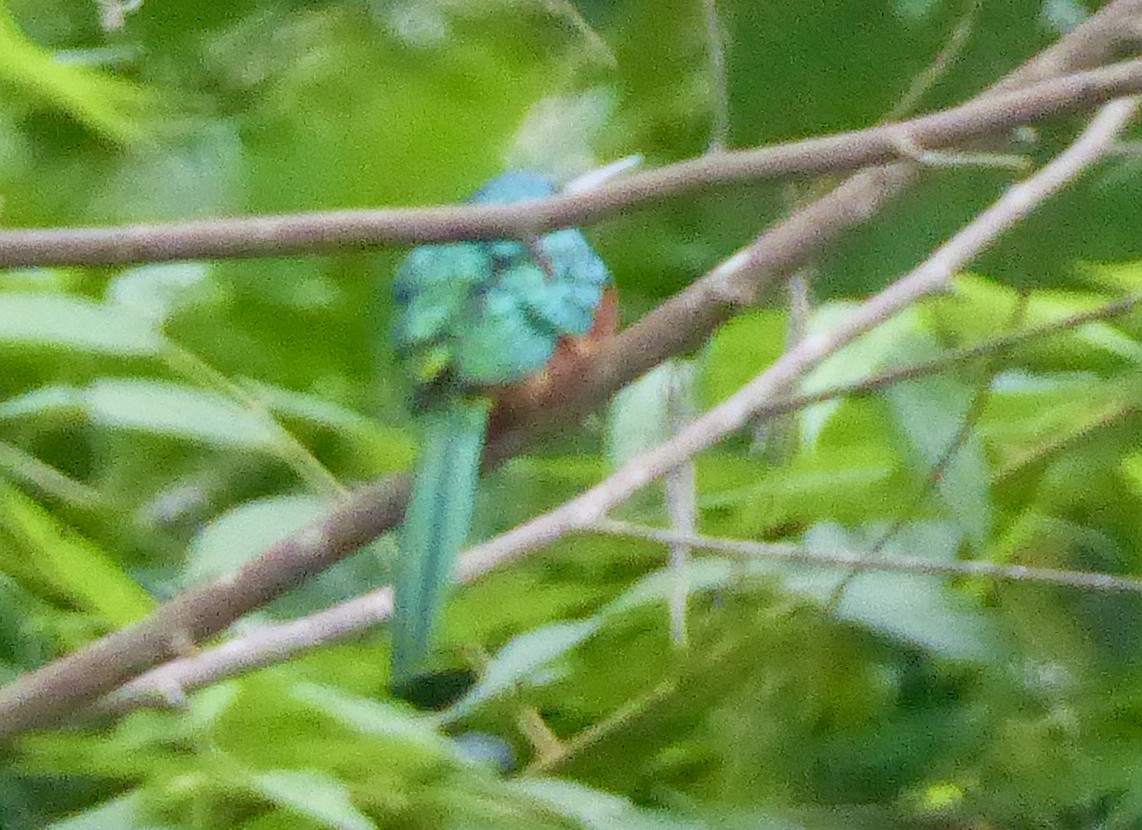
top-left (444, 619), bottom-right (601, 723)
top-left (0, 294), bottom-right (165, 356)
top-left (184, 495), bottom-right (331, 586)
top-left (248, 769), bottom-right (376, 830)
top-left (0, 478), bottom-right (154, 626)
top-left (91, 379), bottom-right (279, 450)
top-left (0, 3), bottom-right (155, 143)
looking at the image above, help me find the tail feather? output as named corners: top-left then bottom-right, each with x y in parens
top-left (392, 398), bottom-right (491, 682)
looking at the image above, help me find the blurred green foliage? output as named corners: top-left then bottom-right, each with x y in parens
top-left (3, 0), bottom-right (1142, 828)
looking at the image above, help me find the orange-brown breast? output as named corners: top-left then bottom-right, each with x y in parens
top-left (487, 286), bottom-right (619, 433)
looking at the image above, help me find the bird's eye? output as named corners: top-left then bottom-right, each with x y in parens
top-left (392, 279), bottom-right (414, 302)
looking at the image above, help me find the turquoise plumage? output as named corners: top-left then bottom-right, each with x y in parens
top-left (391, 172), bottom-right (611, 682)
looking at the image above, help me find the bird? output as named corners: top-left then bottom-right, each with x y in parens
top-left (390, 171), bottom-right (615, 683)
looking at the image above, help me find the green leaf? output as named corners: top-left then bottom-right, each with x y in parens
top-left (699, 310), bottom-right (787, 408)
top-left (603, 558), bottom-right (735, 617)
top-left (0, 384), bottom-right (83, 422)
top-left (247, 380), bottom-right (416, 473)
top-left (0, 438), bottom-right (104, 508)
top-left (607, 362), bottom-right (681, 468)
top-left (0, 572), bottom-right (56, 673)
top-left (0, 4), bottom-right (156, 143)
top-left (291, 683), bottom-right (458, 761)
top-left (791, 522), bottom-right (994, 660)
top-left (92, 123), bottom-right (245, 222)
top-left (700, 442), bottom-right (902, 535)
top-left (0, 294), bottom-right (165, 356)
top-left (106, 262), bottom-right (211, 324)
top-left (506, 87), bottom-right (617, 182)
top-left (0, 377), bottom-right (285, 452)
top-left (983, 371), bottom-right (1127, 474)
top-left (84, 378), bottom-right (282, 449)
top-left (510, 778), bottom-right (699, 830)
top-left (444, 619), bottom-right (602, 722)
top-left (886, 373), bottom-right (991, 549)
top-left (42, 793), bottom-right (173, 830)
top-left (185, 494), bottom-right (332, 585)
top-left (800, 302), bottom-right (921, 445)
top-left (1120, 451), bottom-right (1142, 499)
top-left (0, 478), bottom-right (155, 626)
top-left (248, 769), bottom-right (376, 830)
top-left (834, 571), bottom-right (991, 660)
top-left (926, 276), bottom-right (1142, 370)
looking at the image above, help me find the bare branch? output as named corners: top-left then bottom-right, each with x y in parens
top-left (89, 285), bottom-right (1142, 717)
top-left (703, 0), bottom-right (731, 151)
top-left (1, 59), bottom-right (1142, 267)
top-left (0, 476), bottom-right (409, 736)
top-left (592, 520), bottom-right (1142, 593)
top-left (96, 95), bottom-right (1137, 723)
top-left (459, 97), bottom-right (1139, 583)
top-left (1, 2), bottom-right (1139, 737)
top-left (94, 289), bottom-right (1142, 714)
top-left (95, 586), bottom-right (398, 716)
top-left (98, 465), bottom-right (1142, 718)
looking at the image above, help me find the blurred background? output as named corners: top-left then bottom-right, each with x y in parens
top-left (4, 1), bottom-right (1142, 828)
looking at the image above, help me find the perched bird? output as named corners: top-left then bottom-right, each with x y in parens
top-left (391, 172), bottom-right (615, 682)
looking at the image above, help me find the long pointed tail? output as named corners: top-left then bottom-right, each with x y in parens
top-left (392, 398), bottom-right (491, 682)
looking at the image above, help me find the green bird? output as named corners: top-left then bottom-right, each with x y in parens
top-left (391, 172), bottom-right (613, 682)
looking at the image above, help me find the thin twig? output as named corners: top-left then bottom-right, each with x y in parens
top-left (1, 2), bottom-right (1138, 736)
top-left (817, 291), bottom-right (1142, 398)
top-left (591, 520), bottom-right (1142, 594)
top-left (886, 0), bottom-right (982, 121)
top-left (753, 263), bottom-right (812, 458)
top-left (163, 346), bottom-right (346, 497)
top-left (1, 60), bottom-right (1142, 267)
top-left (91, 289), bottom-right (1142, 715)
top-left (463, 98), bottom-right (1139, 586)
top-left (703, 0), bottom-right (731, 151)
top-left (664, 363), bottom-right (697, 647)
top-left (995, 400), bottom-right (1139, 482)
top-left (90, 98), bottom-right (1141, 721)
top-left (0, 440), bottom-right (107, 508)
top-left (824, 291), bottom-right (1031, 612)
top-left (526, 675), bottom-right (681, 775)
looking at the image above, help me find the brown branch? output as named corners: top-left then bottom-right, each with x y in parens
top-left (0, 1), bottom-right (1139, 738)
top-left (0, 476), bottom-right (409, 736)
top-left (92, 288), bottom-right (1142, 717)
top-left (456, 97), bottom-right (1139, 592)
top-left (93, 95), bottom-right (1142, 721)
top-left (486, 2), bottom-right (1142, 449)
top-left (0, 59), bottom-right (1141, 267)
top-left (593, 520), bottom-right (1142, 593)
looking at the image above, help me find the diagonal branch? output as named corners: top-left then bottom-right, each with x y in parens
top-left (97, 503), bottom-right (1142, 718)
top-left (0, 1), bottom-right (1138, 737)
top-left (458, 97), bottom-right (1140, 583)
top-left (90, 96), bottom-right (1140, 723)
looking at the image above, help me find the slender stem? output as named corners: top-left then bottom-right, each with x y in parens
top-left (2, 59), bottom-right (1142, 267)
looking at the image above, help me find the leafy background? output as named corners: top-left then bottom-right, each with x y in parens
top-left (4, 0), bottom-right (1142, 828)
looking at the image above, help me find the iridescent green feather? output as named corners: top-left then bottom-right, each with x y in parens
top-left (391, 172), bottom-right (610, 681)
top-left (391, 398), bottom-right (490, 681)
